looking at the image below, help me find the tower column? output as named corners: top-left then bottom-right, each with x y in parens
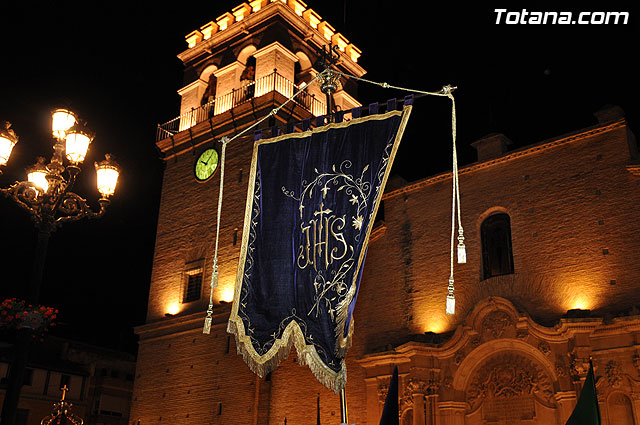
top-left (253, 41), bottom-right (298, 98)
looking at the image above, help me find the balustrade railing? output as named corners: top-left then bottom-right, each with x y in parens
top-left (156, 71), bottom-right (325, 142)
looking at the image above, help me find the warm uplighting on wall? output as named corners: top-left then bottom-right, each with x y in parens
top-left (220, 286), bottom-right (235, 303)
top-left (569, 295), bottom-right (592, 311)
top-left (167, 302), bottom-right (180, 316)
top-left (555, 270), bottom-right (607, 313)
top-left (423, 319), bottom-right (448, 334)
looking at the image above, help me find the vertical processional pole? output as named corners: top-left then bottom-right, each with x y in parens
top-left (340, 388), bottom-right (348, 424)
top-left (318, 42), bottom-right (348, 424)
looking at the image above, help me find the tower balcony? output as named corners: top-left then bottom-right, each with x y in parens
top-left (156, 70), bottom-right (325, 142)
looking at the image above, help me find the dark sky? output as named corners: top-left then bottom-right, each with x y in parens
top-left (0, 2), bottom-right (637, 353)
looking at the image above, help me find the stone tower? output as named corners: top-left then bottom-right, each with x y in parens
top-left (131, 2), bottom-right (365, 425)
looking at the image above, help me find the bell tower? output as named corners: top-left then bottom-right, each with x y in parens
top-left (131, 2), bottom-right (365, 425)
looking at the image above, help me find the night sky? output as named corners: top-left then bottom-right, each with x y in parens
top-left (0, 2), bottom-right (637, 354)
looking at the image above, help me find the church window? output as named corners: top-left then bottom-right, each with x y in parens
top-left (481, 213), bottom-right (514, 280)
top-left (183, 264), bottom-right (203, 303)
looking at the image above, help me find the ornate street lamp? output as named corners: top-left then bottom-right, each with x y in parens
top-left (1, 111), bottom-right (118, 232)
top-left (0, 108), bottom-right (119, 425)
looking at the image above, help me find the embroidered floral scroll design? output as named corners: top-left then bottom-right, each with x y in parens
top-left (238, 170), bottom-right (262, 349)
top-left (308, 249), bottom-right (355, 320)
top-left (282, 160), bottom-right (370, 236)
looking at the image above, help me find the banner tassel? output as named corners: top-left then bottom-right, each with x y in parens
top-left (445, 86), bottom-right (462, 315)
top-left (457, 227), bottom-right (466, 264)
top-left (446, 278), bottom-right (455, 315)
top-left (329, 73), bottom-right (465, 315)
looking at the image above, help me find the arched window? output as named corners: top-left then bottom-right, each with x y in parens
top-left (481, 213), bottom-right (514, 280)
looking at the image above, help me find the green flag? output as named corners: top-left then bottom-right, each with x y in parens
top-left (565, 361), bottom-right (601, 425)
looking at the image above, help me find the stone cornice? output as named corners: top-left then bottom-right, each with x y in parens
top-left (135, 304), bottom-right (232, 342)
top-left (177, 2), bottom-right (366, 78)
top-left (383, 119), bottom-right (627, 201)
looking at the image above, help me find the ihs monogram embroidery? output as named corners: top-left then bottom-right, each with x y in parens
top-left (283, 160), bottom-right (371, 320)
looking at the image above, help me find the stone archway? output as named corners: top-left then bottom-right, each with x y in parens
top-left (453, 338), bottom-right (559, 391)
top-left (464, 352), bottom-right (555, 423)
top-left (453, 338), bottom-right (560, 424)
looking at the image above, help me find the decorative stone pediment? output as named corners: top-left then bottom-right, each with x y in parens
top-left (466, 353), bottom-right (554, 411)
top-left (465, 297), bottom-right (518, 341)
top-left (481, 310), bottom-right (514, 339)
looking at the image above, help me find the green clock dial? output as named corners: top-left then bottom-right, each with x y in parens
top-left (194, 148), bottom-right (219, 182)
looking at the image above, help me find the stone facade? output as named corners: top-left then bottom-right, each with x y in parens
top-left (131, 2), bottom-right (640, 425)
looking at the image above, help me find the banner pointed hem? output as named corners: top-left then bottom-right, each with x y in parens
top-left (227, 315), bottom-right (347, 393)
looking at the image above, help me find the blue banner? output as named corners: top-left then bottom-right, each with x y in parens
top-left (228, 106), bottom-right (412, 392)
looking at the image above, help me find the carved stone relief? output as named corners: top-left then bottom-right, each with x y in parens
top-left (378, 383), bottom-right (389, 404)
top-left (481, 311), bottom-right (513, 339)
top-left (442, 375), bottom-right (453, 390)
top-left (605, 360), bottom-right (622, 388)
top-left (538, 341), bottom-right (551, 356)
top-left (400, 382), bottom-right (414, 412)
top-left (377, 375), bottom-right (391, 404)
top-left (466, 353), bottom-right (554, 413)
top-left (567, 352), bottom-right (589, 380)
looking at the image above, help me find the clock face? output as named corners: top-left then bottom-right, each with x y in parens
top-left (194, 148), bottom-right (219, 182)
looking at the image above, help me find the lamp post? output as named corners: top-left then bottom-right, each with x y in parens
top-left (0, 109), bottom-right (119, 425)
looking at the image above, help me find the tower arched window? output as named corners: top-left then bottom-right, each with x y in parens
top-left (481, 213), bottom-right (514, 280)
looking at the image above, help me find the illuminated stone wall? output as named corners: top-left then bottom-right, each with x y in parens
top-left (132, 2), bottom-right (640, 425)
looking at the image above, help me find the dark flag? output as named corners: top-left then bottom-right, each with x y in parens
top-left (379, 366), bottom-right (399, 425)
top-left (228, 106), bottom-right (412, 392)
top-left (565, 361), bottom-right (602, 425)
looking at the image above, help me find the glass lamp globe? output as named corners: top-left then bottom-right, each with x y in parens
top-left (0, 121), bottom-right (18, 166)
top-left (95, 154), bottom-right (119, 198)
top-left (52, 109), bottom-right (77, 141)
top-left (65, 126), bottom-right (94, 163)
top-left (27, 157), bottom-right (49, 193)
